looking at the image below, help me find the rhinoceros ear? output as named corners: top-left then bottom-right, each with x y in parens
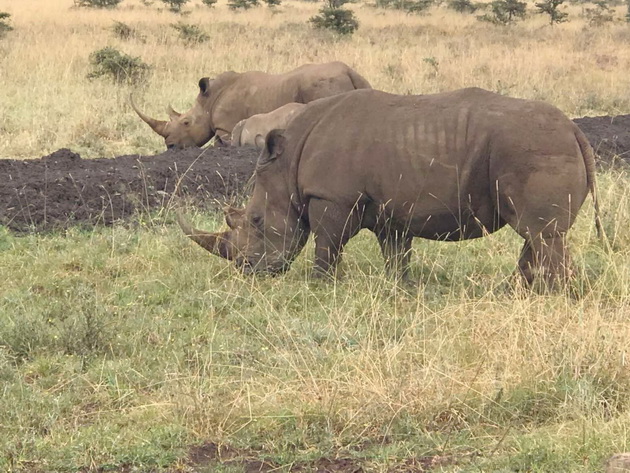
top-left (199, 77), bottom-right (213, 96)
top-left (258, 129), bottom-right (286, 167)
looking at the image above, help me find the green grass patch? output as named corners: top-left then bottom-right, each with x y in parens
top-left (1, 171), bottom-right (630, 471)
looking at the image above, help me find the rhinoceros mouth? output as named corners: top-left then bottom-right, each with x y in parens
top-left (236, 257), bottom-right (291, 276)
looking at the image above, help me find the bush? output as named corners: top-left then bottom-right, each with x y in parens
top-left (74, 0), bottom-right (123, 7)
top-left (310, 0), bottom-right (359, 35)
top-left (201, 0), bottom-right (218, 6)
top-left (477, 0), bottom-right (527, 24)
top-left (584, 1), bottom-right (614, 26)
top-left (160, 0), bottom-right (189, 12)
top-left (171, 23), bottom-right (209, 43)
top-left (228, 0), bottom-right (260, 9)
top-left (448, 0), bottom-right (478, 12)
top-left (535, 0), bottom-right (568, 24)
top-left (111, 21), bottom-right (145, 41)
top-left (263, 0), bottom-right (282, 6)
top-left (87, 47), bottom-right (150, 85)
top-left (377, 0), bottom-right (434, 13)
top-left (0, 12), bottom-right (12, 38)
top-left (626, 0), bottom-right (630, 22)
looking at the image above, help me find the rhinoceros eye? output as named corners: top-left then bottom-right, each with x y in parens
top-left (251, 215), bottom-right (263, 226)
top-left (182, 119), bottom-right (191, 126)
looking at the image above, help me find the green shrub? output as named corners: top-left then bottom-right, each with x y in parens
top-left (74, 0), bottom-right (123, 7)
top-left (448, 0), bottom-right (478, 12)
top-left (535, 0), bottom-right (568, 24)
top-left (0, 12), bottom-right (12, 38)
top-left (626, 0), bottom-right (630, 21)
top-left (376, 0), bottom-right (434, 14)
top-left (584, 1), bottom-right (614, 26)
top-left (170, 23), bottom-right (209, 44)
top-left (87, 47), bottom-right (150, 85)
top-left (228, 0), bottom-right (260, 10)
top-left (477, 0), bottom-right (527, 24)
top-left (201, 0), bottom-right (218, 6)
top-left (160, 0), bottom-right (189, 12)
top-left (263, 0), bottom-right (282, 6)
top-left (111, 21), bottom-right (145, 41)
top-left (309, 0), bottom-right (359, 35)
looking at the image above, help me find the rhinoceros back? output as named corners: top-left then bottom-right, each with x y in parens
top-left (285, 88), bottom-right (589, 240)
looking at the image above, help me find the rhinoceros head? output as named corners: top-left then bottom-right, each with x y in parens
top-left (178, 130), bottom-right (309, 274)
top-left (131, 78), bottom-right (217, 150)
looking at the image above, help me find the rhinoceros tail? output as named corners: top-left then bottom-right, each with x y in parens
top-left (347, 68), bottom-right (372, 90)
top-left (576, 129), bottom-right (603, 239)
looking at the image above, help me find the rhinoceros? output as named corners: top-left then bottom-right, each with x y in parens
top-left (132, 61), bottom-right (371, 149)
top-left (177, 88), bottom-right (601, 287)
top-left (231, 103), bottom-right (306, 148)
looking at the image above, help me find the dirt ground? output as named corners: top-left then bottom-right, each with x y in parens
top-left (0, 146), bottom-right (258, 233)
top-left (0, 114), bottom-right (628, 233)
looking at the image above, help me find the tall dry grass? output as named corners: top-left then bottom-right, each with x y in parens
top-left (0, 0), bottom-right (629, 158)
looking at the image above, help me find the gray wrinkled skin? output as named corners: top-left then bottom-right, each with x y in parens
top-left (179, 87), bottom-right (601, 289)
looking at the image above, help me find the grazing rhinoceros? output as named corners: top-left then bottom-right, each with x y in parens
top-left (132, 61), bottom-right (371, 149)
top-left (231, 103), bottom-right (306, 148)
top-left (177, 88), bottom-right (601, 288)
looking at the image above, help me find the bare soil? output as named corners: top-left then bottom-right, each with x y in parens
top-left (0, 146), bottom-right (258, 233)
top-left (0, 114), bottom-right (627, 233)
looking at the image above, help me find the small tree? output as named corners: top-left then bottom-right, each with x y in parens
top-left (448, 0), bottom-right (478, 13)
top-left (201, 0), bottom-right (218, 6)
top-left (535, 0), bottom-right (568, 25)
top-left (584, 1), bottom-right (614, 26)
top-left (228, 0), bottom-right (259, 9)
top-left (171, 23), bottom-right (209, 43)
top-left (310, 0), bottom-right (359, 35)
top-left (0, 12), bottom-right (12, 38)
top-left (376, 0), bottom-right (433, 14)
top-left (477, 0), bottom-right (527, 24)
top-left (74, 0), bottom-right (123, 7)
top-left (160, 0), bottom-right (189, 12)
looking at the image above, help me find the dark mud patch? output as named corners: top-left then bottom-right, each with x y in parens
top-left (0, 114), bottom-right (628, 233)
top-left (574, 114), bottom-right (630, 164)
top-left (0, 146), bottom-right (258, 233)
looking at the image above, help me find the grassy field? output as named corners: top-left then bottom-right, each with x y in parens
top-left (2, 0), bottom-right (630, 472)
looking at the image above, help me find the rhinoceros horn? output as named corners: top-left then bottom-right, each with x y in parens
top-left (166, 105), bottom-right (181, 120)
top-left (176, 211), bottom-right (232, 259)
top-left (130, 94), bottom-right (168, 137)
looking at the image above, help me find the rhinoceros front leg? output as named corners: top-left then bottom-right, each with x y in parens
top-left (308, 198), bottom-right (362, 278)
top-left (516, 233), bottom-right (573, 290)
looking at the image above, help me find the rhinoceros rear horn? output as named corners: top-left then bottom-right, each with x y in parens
top-left (257, 129), bottom-right (286, 167)
top-left (176, 211), bottom-right (232, 259)
top-left (166, 105), bottom-right (181, 120)
top-left (130, 94), bottom-right (168, 137)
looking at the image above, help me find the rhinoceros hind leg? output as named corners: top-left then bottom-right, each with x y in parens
top-left (309, 198), bottom-right (362, 278)
top-left (376, 229), bottom-right (413, 282)
top-left (516, 233), bottom-right (573, 290)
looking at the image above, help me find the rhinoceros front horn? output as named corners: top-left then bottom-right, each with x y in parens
top-left (130, 94), bottom-right (168, 138)
top-left (176, 211), bottom-right (232, 260)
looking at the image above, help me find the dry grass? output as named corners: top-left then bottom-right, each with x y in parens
top-left (0, 0), bottom-right (629, 158)
top-left (1, 1), bottom-right (630, 471)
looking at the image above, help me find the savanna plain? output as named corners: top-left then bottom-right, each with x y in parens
top-left (1, 0), bottom-right (630, 471)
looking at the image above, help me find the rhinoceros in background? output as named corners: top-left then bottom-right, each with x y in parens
top-left (231, 103), bottom-right (306, 148)
top-left (132, 61), bottom-right (371, 149)
top-left (177, 88), bottom-right (601, 288)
